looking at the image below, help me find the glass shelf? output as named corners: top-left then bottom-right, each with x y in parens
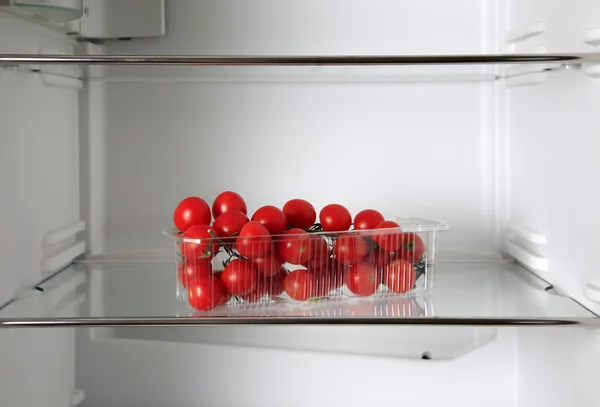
top-left (0, 53), bottom-right (598, 66)
top-left (0, 261), bottom-right (595, 328)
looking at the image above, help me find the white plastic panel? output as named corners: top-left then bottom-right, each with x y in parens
top-left (507, 0), bottom-right (600, 314)
top-left (509, 0), bottom-right (600, 53)
top-left (0, 12), bottom-right (80, 306)
top-left (76, 327), bottom-right (517, 407)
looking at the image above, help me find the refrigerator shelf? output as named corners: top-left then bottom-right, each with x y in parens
top-left (0, 53), bottom-right (598, 66)
top-left (0, 261), bottom-right (595, 328)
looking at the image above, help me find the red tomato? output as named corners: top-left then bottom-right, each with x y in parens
top-left (308, 236), bottom-right (330, 267)
top-left (345, 263), bottom-right (379, 296)
top-left (252, 251), bottom-right (283, 277)
top-left (212, 191), bottom-right (247, 219)
top-left (334, 233), bottom-right (369, 265)
top-left (311, 258), bottom-right (343, 278)
top-left (372, 221), bottom-right (403, 252)
top-left (178, 261), bottom-right (212, 288)
top-left (182, 224), bottom-right (220, 260)
top-left (251, 206), bottom-right (287, 235)
top-left (365, 245), bottom-right (396, 273)
top-left (222, 259), bottom-right (258, 295)
top-left (188, 276), bottom-right (228, 311)
top-left (319, 204), bottom-right (352, 232)
top-left (242, 267), bottom-right (287, 302)
top-left (235, 221), bottom-right (272, 259)
top-left (310, 259), bottom-right (344, 297)
top-left (283, 199), bottom-right (316, 229)
top-left (270, 267), bottom-right (287, 296)
top-left (354, 209), bottom-right (385, 232)
top-left (173, 197), bottom-right (211, 232)
top-left (277, 228), bottom-right (311, 265)
top-left (240, 279), bottom-right (269, 303)
top-left (213, 210), bottom-right (249, 238)
top-left (284, 269), bottom-right (315, 301)
top-left (384, 259), bottom-right (416, 294)
top-left (398, 233), bottom-right (426, 263)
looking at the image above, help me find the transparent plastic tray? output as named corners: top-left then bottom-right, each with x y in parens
top-left (163, 217), bottom-right (448, 312)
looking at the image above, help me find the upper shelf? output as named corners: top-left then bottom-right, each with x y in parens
top-left (0, 260), bottom-right (596, 328)
top-left (1, 53), bottom-right (599, 66)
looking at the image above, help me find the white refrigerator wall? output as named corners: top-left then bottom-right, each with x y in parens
top-left (93, 0), bottom-right (503, 256)
top-left (0, 12), bottom-right (80, 307)
top-left (506, 0), bottom-right (600, 314)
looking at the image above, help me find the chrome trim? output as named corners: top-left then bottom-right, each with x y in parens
top-left (0, 316), bottom-right (597, 328)
top-left (0, 53), bottom-right (596, 66)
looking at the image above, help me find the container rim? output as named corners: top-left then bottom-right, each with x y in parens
top-left (162, 217), bottom-right (449, 242)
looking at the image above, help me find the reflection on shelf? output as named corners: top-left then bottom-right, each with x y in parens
top-left (0, 261), bottom-right (593, 323)
top-left (96, 65), bottom-right (500, 84)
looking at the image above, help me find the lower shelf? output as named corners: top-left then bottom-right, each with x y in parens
top-left (0, 260), bottom-right (596, 359)
top-left (0, 260), bottom-right (595, 326)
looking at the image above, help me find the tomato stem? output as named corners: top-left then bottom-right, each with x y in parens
top-left (307, 223), bottom-right (323, 232)
top-left (414, 257), bottom-right (426, 284)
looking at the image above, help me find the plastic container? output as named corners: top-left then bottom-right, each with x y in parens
top-left (163, 217), bottom-right (448, 312)
top-left (11, 0), bottom-right (83, 22)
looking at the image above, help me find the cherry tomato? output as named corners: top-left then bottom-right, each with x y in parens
top-left (319, 204), bottom-right (352, 232)
top-left (242, 267), bottom-right (287, 302)
top-left (277, 228), bottom-right (311, 265)
top-left (271, 267), bottom-right (287, 295)
top-left (384, 259), bottom-right (416, 294)
top-left (173, 197), bottom-right (211, 232)
top-left (354, 209), bottom-right (385, 233)
top-left (311, 258), bottom-right (343, 279)
top-left (334, 233), bottom-right (369, 265)
top-left (235, 221), bottom-right (272, 259)
top-left (397, 233), bottom-right (426, 263)
top-left (251, 205), bottom-right (286, 235)
top-left (182, 224), bottom-right (220, 260)
top-left (188, 276), bottom-right (228, 311)
top-left (345, 263), bottom-right (379, 296)
top-left (364, 245), bottom-right (396, 281)
top-left (212, 191), bottom-right (247, 219)
top-left (222, 259), bottom-right (258, 295)
top-left (284, 269), bottom-right (315, 301)
top-left (213, 210), bottom-right (249, 238)
top-left (283, 199), bottom-right (316, 229)
top-left (308, 236), bottom-right (330, 267)
top-left (310, 259), bottom-right (344, 297)
top-left (240, 279), bottom-right (269, 303)
top-left (178, 261), bottom-right (212, 288)
top-left (372, 220), bottom-right (403, 252)
top-left (252, 251), bottom-right (283, 277)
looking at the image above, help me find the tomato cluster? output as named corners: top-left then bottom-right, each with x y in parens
top-left (173, 193), bottom-right (426, 311)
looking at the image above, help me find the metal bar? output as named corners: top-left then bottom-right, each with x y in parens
top-left (0, 53), bottom-right (596, 66)
top-left (0, 316), bottom-right (598, 328)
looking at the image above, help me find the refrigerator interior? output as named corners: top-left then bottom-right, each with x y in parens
top-left (2, 1), bottom-right (600, 406)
